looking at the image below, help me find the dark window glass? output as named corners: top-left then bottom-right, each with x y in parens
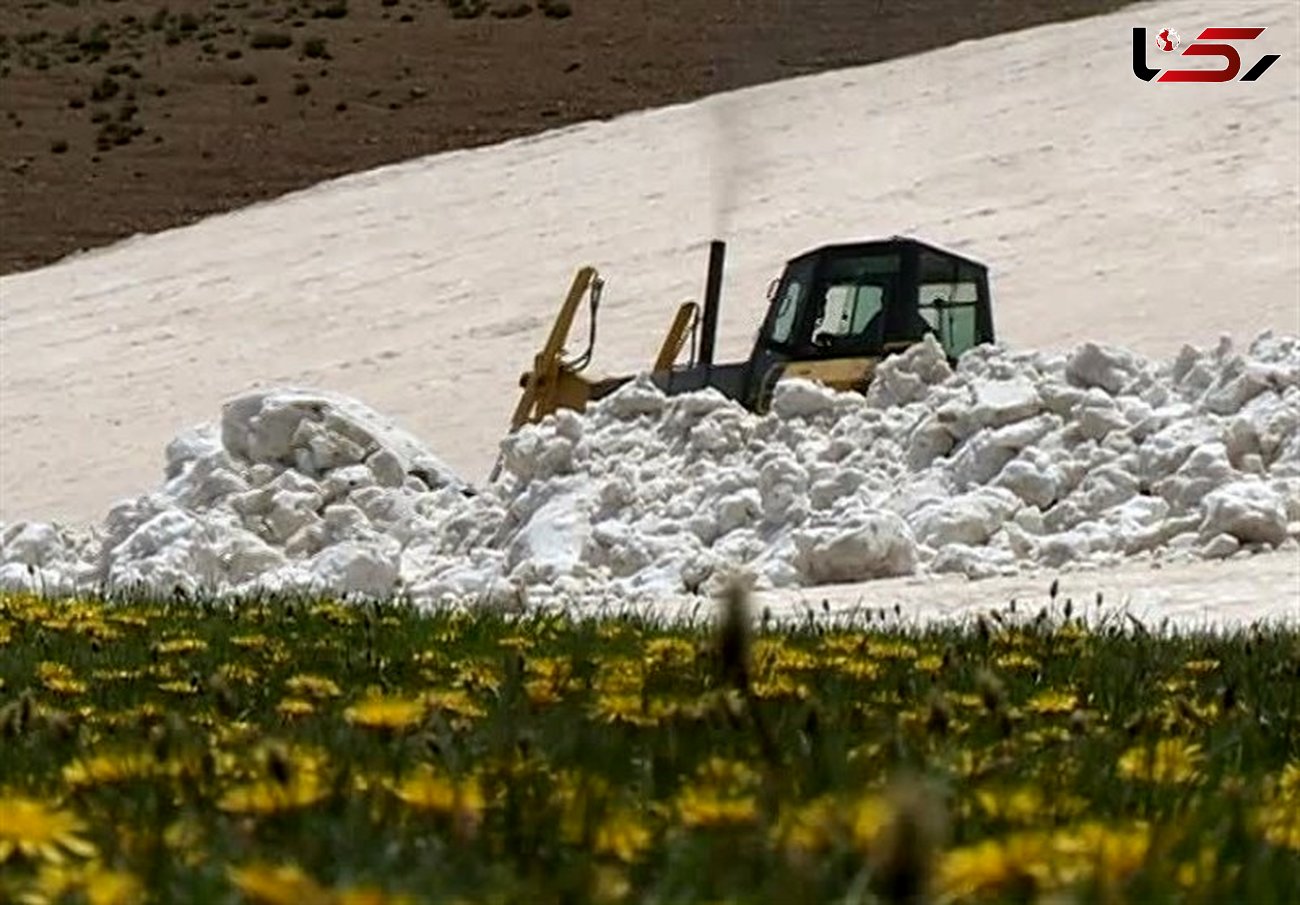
top-left (917, 251), bottom-right (981, 358)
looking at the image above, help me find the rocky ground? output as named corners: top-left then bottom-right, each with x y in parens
top-left (0, 0), bottom-right (1132, 274)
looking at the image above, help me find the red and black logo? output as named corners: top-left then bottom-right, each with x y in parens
top-left (1133, 26), bottom-right (1280, 83)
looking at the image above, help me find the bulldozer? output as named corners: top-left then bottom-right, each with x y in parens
top-left (508, 236), bottom-right (995, 430)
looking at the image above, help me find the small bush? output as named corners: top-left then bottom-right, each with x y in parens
top-left (302, 37), bottom-right (327, 59)
top-left (539, 0), bottom-right (571, 18)
top-left (315, 1), bottom-right (348, 19)
top-left (446, 0), bottom-right (487, 19)
top-left (249, 31), bottom-right (292, 50)
top-left (96, 120), bottom-right (134, 148)
top-left (50, 138), bottom-right (69, 154)
top-left (293, 81), bottom-right (310, 96)
top-left (491, 2), bottom-right (532, 18)
top-left (90, 75), bottom-right (121, 102)
top-left (80, 30), bottom-right (111, 54)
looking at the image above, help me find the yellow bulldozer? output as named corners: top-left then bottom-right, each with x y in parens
top-left (508, 237), bottom-right (995, 430)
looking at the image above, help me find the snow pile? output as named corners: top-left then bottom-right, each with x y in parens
top-left (3, 333), bottom-right (1298, 606)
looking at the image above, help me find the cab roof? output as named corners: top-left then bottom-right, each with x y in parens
top-left (788, 236), bottom-right (988, 273)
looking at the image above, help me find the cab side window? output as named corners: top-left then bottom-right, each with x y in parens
top-left (917, 251), bottom-right (981, 359)
top-left (768, 259), bottom-right (815, 345)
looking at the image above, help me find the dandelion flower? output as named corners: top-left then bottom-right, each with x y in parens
top-left (1256, 802), bottom-right (1300, 851)
top-left (0, 796), bottom-right (96, 864)
top-left (391, 766), bottom-right (485, 824)
top-left (1117, 739), bottom-right (1203, 785)
top-left (1052, 821), bottom-right (1151, 884)
top-left (228, 862), bottom-right (328, 905)
top-left (593, 810), bottom-right (652, 863)
top-left (276, 698), bottom-right (316, 718)
top-left (284, 674), bottom-right (341, 700)
top-left (218, 751), bottom-right (329, 817)
top-left (344, 695), bottom-right (426, 732)
top-left (63, 752), bottom-right (157, 790)
top-left (22, 860), bottom-right (143, 905)
top-left (1027, 690), bottom-right (1078, 716)
top-left (938, 833), bottom-right (1051, 899)
top-left (37, 662), bottom-right (87, 697)
top-left (675, 786), bottom-right (758, 829)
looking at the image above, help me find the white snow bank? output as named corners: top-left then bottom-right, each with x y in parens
top-left (3, 333), bottom-right (1299, 606)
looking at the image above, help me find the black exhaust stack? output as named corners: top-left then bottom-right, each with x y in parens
top-left (699, 239), bottom-right (725, 369)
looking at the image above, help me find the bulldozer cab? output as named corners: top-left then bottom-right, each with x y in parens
top-left (503, 235), bottom-right (995, 437)
top-left (755, 237), bottom-right (993, 365)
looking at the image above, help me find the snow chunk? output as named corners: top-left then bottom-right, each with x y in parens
top-left (793, 514), bottom-right (918, 584)
top-left (1200, 480), bottom-right (1288, 546)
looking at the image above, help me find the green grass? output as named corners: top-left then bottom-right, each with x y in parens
top-left (0, 589), bottom-right (1296, 903)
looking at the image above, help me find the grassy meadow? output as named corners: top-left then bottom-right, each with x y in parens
top-left (0, 587), bottom-right (1297, 903)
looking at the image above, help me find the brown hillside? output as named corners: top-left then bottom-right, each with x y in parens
top-left (0, 0), bottom-right (1130, 275)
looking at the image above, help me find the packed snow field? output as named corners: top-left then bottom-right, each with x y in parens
top-left (1, 0), bottom-right (1296, 526)
top-left (4, 331), bottom-right (1297, 618)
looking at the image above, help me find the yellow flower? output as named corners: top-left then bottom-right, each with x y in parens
top-left (423, 689), bottom-right (487, 721)
top-left (1026, 690), bottom-right (1077, 715)
top-left (914, 654), bottom-right (944, 673)
top-left (591, 810), bottom-right (652, 863)
top-left (864, 639), bottom-right (918, 661)
top-left (1182, 659), bottom-right (1220, 674)
top-left (1256, 802), bottom-right (1300, 851)
top-left (974, 786), bottom-right (1045, 824)
top-left (590, 693), bottom-right (658, 727)
top-left (276, 698), bottom-right (317, 718)
top-left (216, 662), bottom-right (260, 685)
top-left (63, 751), bottom-right (157, 790)
top-left (993, 652), bottom-right (1039, 671)
top-left (218, 750), bottom-right (329, 816)
top-left (644, 637), bottom-right (696, 668)
top-left (850, 794), bottom-right (891, 850)
top-left (229, 862), bottom-right (330, 905)
top-left (391, 766), bottom-right (485, 824)
top-left (773, 796), bottom-right (843, 856)
top-left (37, 661), bottom-right (87, 696)
top-left (336, 889), bottom-right (417, 905)
top-left (675, 785), bottom-right (758, 828)
top-left (155, 637), bottom-right (207, 656)
top-left (157, 679), bottom-right (199, 696)
top-left (1277, 761), bottom-right (1300, 800)
top-left (1117, 739), bottom-right (1203, 784)
top-left (284, 674), bottom-right (342, 699)
top-left (0, 796), bottom-right (96, 864)
top-left (344, 695), bottom-right (426, 732)
top-left (21, 860), bottom-right (143, 905)
top-left (590, 865), bottom-right (631, 903)
top-left (1052, 821), bottom-right (1151, 884)
top-left (694, 757), bottom-right (760, 790)
top-left (938, 832), bottom-right (1052, 899)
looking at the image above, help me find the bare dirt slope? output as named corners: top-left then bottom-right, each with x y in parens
top-left (0, 0), bottom-right (1136, 274)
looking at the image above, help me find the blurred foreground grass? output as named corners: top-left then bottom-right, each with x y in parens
top-left (0, 588), bottom-right (1297, 904)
